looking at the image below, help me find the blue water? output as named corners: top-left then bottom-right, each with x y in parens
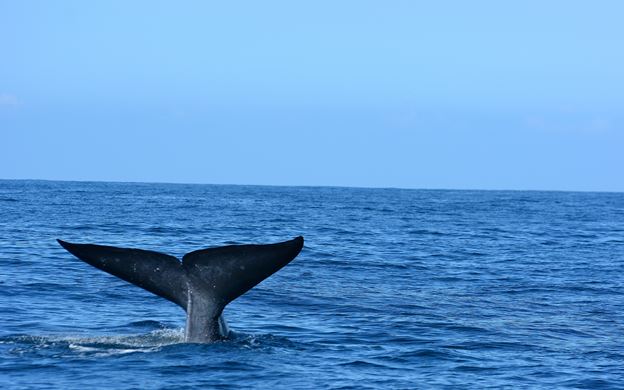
top-left (1, 180), bottom-right (623, 389)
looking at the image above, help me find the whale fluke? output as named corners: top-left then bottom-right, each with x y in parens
top-left (57, 236), bottom-right (304, 342)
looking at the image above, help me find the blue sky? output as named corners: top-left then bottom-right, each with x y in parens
top-left (1, 1), bottom-right (623, 191)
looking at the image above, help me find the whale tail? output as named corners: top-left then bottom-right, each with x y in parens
top-left (57, 236), bottom-right (304, 341)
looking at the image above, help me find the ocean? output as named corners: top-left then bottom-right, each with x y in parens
top-left (0, 180), bottom-right (622, 389)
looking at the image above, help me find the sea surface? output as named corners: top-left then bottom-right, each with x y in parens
top-left (0, 180), bottom-right (623, 389)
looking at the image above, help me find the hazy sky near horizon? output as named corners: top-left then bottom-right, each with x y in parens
top-left (1, 1), bottom-right (623, 191)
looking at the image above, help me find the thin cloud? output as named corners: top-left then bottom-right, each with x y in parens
top-left (0, 93), bottom-right (20, 106)
top-left (525, 114), bottom-right (613, 135)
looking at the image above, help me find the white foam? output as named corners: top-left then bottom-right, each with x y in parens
top-left (8, 328), bottom-right (187, 357)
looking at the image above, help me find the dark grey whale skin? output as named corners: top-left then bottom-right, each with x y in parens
top-left (57, 236), bottom-right (304, 343)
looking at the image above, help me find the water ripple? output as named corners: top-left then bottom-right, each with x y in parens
top-left (0, 181), bottom-right (623, 389)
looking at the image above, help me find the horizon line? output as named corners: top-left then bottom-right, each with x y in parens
top-left (1, 177), bottom-right (622, 195)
